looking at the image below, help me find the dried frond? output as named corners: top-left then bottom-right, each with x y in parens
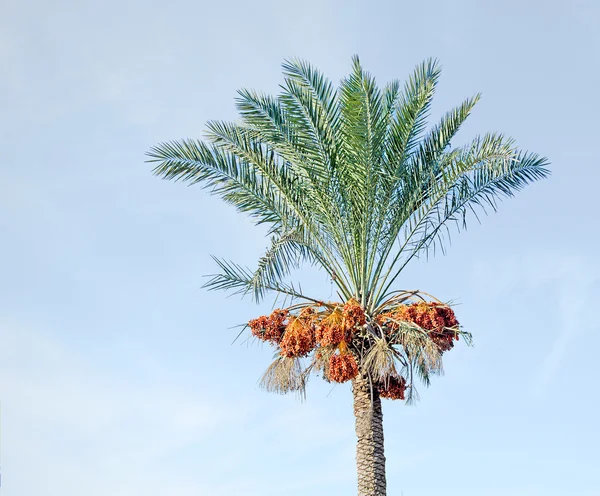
top-left (386, 318), bottom-right (444, 384)
top-left (388, 319), bottom-right (431, 349)
top-left (403, 341), bottom-right (444, 385)
top-left (311, 346), bottom-right (336, 380)
top-left (259, 356), bottom-right (306, 396)
top-left (405, 383), bottom-right (420, 405)
top-left (363, 338), bottom-right (399, 382)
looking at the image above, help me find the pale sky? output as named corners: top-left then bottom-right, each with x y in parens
top-left (1, 0), bottom-right (599, 495)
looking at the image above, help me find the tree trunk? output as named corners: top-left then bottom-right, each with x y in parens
top-left (353, 373), bottom-right (386, 496)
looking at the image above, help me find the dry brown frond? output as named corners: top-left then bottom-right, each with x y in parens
top-left (418, 340), bottom-right (444, 374)
top-left (363, 338), bottom-right (399, 382)
top-left (259, 356), bottom-right (306, 396)
top-left (389, 320), bottom-right (444, 374)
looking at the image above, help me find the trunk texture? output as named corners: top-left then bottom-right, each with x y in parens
top-left (353, 373), bottom-right (386, 496)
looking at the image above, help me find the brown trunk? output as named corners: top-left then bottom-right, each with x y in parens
top-left (353, 373), bottom-right (386, 496)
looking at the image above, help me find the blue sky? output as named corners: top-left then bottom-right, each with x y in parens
top-left (1, 0), bottom-right (599, 494)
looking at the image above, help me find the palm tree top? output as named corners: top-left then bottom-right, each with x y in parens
top-left (148, 56), bottom-right (549, 313)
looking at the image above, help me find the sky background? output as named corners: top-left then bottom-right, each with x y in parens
top-left (1, 0), bottom-right (599, 494)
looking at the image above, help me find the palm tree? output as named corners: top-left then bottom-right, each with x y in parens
top-left (148, 57), bottom-right (549, 496)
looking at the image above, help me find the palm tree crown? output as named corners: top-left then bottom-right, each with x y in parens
top-left (149, 56), bottom-right (549, 495)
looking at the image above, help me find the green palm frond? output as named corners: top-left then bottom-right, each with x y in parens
top-left (280, 58), bottom-right (339, 170)
top-left (148, 139), bottom-right (294, 230)
top-left (203, 256), bottom-right (325, 305)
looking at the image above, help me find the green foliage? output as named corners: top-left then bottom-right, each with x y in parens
top-left (148, 57), bottom-right (549, 313)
